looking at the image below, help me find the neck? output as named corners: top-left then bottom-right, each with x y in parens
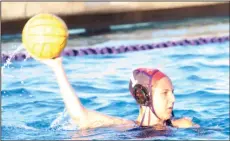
top-left (136, 106), bottom-right (164, 127)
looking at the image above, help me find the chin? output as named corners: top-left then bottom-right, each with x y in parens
top-left (163, 113), bottom-right (172, 120)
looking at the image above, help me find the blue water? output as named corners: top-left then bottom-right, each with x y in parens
top-left (2, 39), bottom-right (229, 140)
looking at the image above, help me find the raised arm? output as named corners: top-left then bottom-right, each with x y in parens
top-left (50, 58), bottom-right (87, 123)
top-left (40, 57), bottom-right (134, 129)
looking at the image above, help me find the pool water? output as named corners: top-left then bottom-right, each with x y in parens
top-left (1, 17), bottom-right (229, 140)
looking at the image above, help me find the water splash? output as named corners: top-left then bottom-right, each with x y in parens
top-left (2, 44), bottom-right (24, 69)
top-left (1, 44), bottom-right (25, 80)
top-left (50, 108), bottom-right (77, 131)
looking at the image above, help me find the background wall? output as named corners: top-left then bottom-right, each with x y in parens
top-left (1, 2), bottom-right (229, 34)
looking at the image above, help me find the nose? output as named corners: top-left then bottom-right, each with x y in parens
top-left (169, 91), bottom-right (175, 104)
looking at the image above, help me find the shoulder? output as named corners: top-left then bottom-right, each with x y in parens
top-left (171, 117), bottom-right (198, 128)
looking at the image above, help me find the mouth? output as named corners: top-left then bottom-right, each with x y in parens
top-left (167, 107), bottom-right (173, 112)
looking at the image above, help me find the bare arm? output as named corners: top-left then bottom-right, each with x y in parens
top-left (41, 57), bottom-right (134, 129)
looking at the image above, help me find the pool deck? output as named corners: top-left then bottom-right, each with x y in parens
top-left (1, 2), bottom-right (229, 35)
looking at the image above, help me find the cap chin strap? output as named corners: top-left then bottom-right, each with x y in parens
top-left (147, 70), bottom-right (162, 121)
top-left (139, 90), bottom-right (160, 127)
top-left (139, 106), bottom-right (148, 127)
top-left (148, 84), bottom-right (161, 121)
top-left (139, 103), bottom-right (160, 127)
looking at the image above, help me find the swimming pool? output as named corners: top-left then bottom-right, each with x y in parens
top-left (1, 17), bottom-right (229, 140)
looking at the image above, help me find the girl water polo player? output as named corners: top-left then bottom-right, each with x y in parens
top-left (38, 57), bottom-right (199, 130)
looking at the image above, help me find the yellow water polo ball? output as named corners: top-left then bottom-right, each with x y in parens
top-left (22, 13), bottom-right (68, 59)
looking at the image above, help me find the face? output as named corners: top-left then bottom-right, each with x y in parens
top-left (151, 77), bottom-right (175, 120)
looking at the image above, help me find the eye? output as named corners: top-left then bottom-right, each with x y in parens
top-left (162, 91), bottom-right (168, 95)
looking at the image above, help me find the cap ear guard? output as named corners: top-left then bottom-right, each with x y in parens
top-left (133, 84), bottom-right (150, 106)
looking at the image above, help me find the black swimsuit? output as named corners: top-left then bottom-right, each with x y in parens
top-left (165, 119), bottom-right (173, 127)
